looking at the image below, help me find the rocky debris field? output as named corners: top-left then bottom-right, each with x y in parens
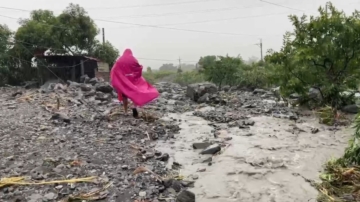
top-left (0, 79), bottom-right (350, 202)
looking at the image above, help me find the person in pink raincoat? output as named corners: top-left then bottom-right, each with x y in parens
top-left (110, 49), bottom-right (159, 118)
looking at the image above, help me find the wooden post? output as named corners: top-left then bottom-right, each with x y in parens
top-left (71, 61), bottom-right (76, 81)
top-left (80, 60), bottom-right (84, 76)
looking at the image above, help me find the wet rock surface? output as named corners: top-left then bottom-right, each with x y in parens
top-left (0, 82), bottom-right (353, 201)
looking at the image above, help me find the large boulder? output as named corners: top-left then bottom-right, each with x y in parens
top-left (186, 83), bottom-right (217, 102)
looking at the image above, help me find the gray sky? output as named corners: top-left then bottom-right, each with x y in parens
top-left (0, 0), bottom-right (358, 68)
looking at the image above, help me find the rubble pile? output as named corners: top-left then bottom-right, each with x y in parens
top-left (0, 79), bottom-right (194, 202)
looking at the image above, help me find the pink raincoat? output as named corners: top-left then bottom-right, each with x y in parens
top-left (110, 49), bottom-right (159, 107)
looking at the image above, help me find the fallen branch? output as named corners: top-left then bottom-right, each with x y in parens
top-left (0, 176), bottom-right (96, 188)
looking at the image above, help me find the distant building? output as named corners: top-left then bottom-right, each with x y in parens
top-left (34, 54), bottom-right (109, 84)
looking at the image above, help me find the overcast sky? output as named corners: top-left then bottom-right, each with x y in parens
top-left (0, 0), bottom-right (358, 68)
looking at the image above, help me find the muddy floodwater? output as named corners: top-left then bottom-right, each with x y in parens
top-left (157, 107), bottom-right (352, 202)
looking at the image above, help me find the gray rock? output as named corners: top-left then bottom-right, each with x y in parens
top-left (28, 193), bottom-right (42, 202)
top-left (186, 83), bottom-right (217, 102)
top-left (200, 144), bottom-right (221, 155)
top-left (197, 93), bottom-right (209, 103)
top-left (253, 88), bottom-right (267, 94)
top-left (289, 93), bottom-right (301, 99)
top-left (44, 192), bottom-right (56, 200)
top-left (54, 83), bottom-right (66, 91)
top-left (192, 142), bottom-right (211, 149)
top-left (176, 190), bottom-right (195, 202)
top-left (51, 112), bottom-right (70, 123)
top-left (343, 104), bottom-right (359, 114)
top-left (80, 84), bottom-right (92, 91)
top-left (95, 83), bottom-right (113, 93)
top-left (24, 81), bottom-right (38, 89)
top-left (89, 77), bottom-right (99, 85)
top-left (308, 87), bottom-right (322, 101)
top-left (67, 80), bottom-right (80, 88)
top-left (181, 181), bottom-right (195, 188)
top-left (80, 75), bottom-right (90, 83)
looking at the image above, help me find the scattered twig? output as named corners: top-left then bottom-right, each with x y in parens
top-left (145, 131), bottom-right (151, 140)
top-left (133, 166), bottom-right (163, 182)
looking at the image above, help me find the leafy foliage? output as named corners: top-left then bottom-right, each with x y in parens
top-left (201, 56), bottom-right (243, 89)
top-left (0, 4), bottom-right (119, 86)
top-left (143, 70), bottom-right (204, 86)
top-left (265, 2), bottom-right (360, 108)
top-left (89, 41), bottom-right (119, 67)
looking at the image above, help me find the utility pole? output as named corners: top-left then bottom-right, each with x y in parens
top-left (102, 28), bottom-right (105, 45)
top-left (178, 57), bottom-right (182, 73)
top-left (255, 39), bottom-right (263, 62)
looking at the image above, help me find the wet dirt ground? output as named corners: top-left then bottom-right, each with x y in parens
top-left (156, 107), bottom-right (352, 202)
top-left (0, 81), bottom-right (354, 202)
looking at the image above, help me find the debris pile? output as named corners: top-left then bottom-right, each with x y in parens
top-left (0, 80), bottom-right (192, 201)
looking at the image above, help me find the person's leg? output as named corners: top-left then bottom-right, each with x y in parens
top-left (122, 94), bottom-right (128, 114)
top-left (132, 108), bottom-right (139, 118)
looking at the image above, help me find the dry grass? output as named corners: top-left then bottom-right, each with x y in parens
top-left (317, 160), bottom-right (360, 201)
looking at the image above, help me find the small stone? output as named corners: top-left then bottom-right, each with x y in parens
top-left (51, 112), bottom-right (70, 123)
top-left (122, 165), bottom-right (129, 170)
top-left (201, 157), bottom-right (212, 163)
top-left (154, 151), bottom-right (162, 156)
top-left (44, 192), bottom-right (56, 200)
top-left (80, 84), bottom-right (92, 91)
top-left (192, 142), bottom-right (211, 149)
top-left (181, 180), bottom-right (195, 188)
top-left (156, 153), bottom-right (169, 161)
top-left (176, 190), bottom-right (195, 202)
top-left (200, 144), bottom-right (221, 155)
top-left (197, 168), bottom-right (206, 172)
top-left (244, 120), bottom-right (255, 126)
top-left (139, 191), bottom-right (146, 197)
top-left (311, 128), bottom-right (319, 134)
top-left (171, 180), bottom-right (182, 192)
top-left (191, 175), bottom-right (199, 180)
top-left (28, 194), bottom-right (42, 202)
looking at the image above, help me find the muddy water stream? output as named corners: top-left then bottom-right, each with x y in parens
top-left (156, 107), bottom-right (352, 202)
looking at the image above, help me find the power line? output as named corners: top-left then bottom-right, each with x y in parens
top-left (92, 18), bottom-right (268, 37)
top-left (260, 0), bottom-right (306, 12)
top-left (158, 11), bottom-right (294, 26)
top-left (0, 12), bottom-right (271, 37)
top-left (104, 5), bottom-right (264, 19)
top-left (85, 0), bottom-right (228, 10)
top-left (1, 33), bottom-right (198, 63)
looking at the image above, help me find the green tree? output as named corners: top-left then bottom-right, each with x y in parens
top-left (56, 3), bottom-right (99, 54)
top-left (198, 55), bottom-right (216, 72)
top-left (89, 41), bottom-right (119, 67)
top-left (14, 10), bottom-right (58, 58)
top-left (202, 56), bottom-right (242, 89)
top-left (146, 66), bottom-right (152, 73)
top-left (0, 24), bottom-right (13, 85)
top-left (266, 2), bottom-right (360, 108)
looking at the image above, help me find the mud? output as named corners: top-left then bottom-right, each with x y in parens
top-left (156, 107), bottom-right (352, 202)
